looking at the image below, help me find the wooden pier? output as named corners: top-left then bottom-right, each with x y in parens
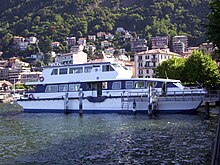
top-left (211, 107), bottom-right (220, 165)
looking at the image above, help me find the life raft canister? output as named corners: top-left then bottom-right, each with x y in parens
top-left (39, 76), bottom-right (44, 82)
top-left (29, 94), bottom-right (34, 99)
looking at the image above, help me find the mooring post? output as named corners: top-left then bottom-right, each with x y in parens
top-left (148, 86), bottom-right (152, 116)
top-left (205, 102), bottom-right (210, 120)
top-left (64, 92), bottom-right (69, 114)
top-left (132, 100), bottom-right (137, 115)
top-left (78, 88), bottom-right (83, 117)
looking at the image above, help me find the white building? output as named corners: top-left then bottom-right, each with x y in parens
top-left (55, 51), bottom-right (87, 65)
top-left (134, 49), bottom-right (181, 78)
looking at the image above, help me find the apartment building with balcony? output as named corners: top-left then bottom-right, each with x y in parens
top-left (172, 35), bottom-right (188, 55)
top-left (151, 36), bottom-right (169, 49)
top-left (134, 49), bottom-right (181, 78)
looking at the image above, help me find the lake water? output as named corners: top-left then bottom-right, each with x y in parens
top-left (0, 108), bottom-right (217, 164)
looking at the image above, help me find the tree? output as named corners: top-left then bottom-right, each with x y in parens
top-left (206, 0), bottom-right (220, 59)
top-left (156, 57), bottom-right (186, 80)
top-left (43, 52), bottom-right (53, 65)
top-left (184, 50), bottom-right (220, 87)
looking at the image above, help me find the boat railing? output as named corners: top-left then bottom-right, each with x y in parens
top-left (122, 89), bottom-right (212, 102)
top-left (158, 90), bottom-right (206, 101)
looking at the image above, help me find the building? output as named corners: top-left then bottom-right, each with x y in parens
top-left (96, 32), bottom-right (106, 38)
top-left (28, 36), bottom-right (37, 44)
top-left (116, 27), bottom-right (126, 33)
top-left (0, 81), bottom-right (12, 91)
top-left (55, 51), bottom-right (87, 65)
top-left (172, 35), bottom-right (188, 55)
top-left (0, 60), bottom-right (8, 68)
top-left (77, 38), bottom-right (87, 46)
top-left (66, 37), bottom-right (76, 46)
top-left (199, 42), bottom-right (215, 55)
top-left (134, 49), bottom-right (181, 78)
top-left (151, 36), bottom-right (169, 49)
top-left (52, 42), bottom-right (60, 47)
top-left (88, 35), bottom-right (96, 42)
top-left (105, 33), bottom-right (114, 40)
top-left (20, 72), bottom-right (42, 83)
top-left (101, 40), bottom-right (111, 48)
top-left (0, 67), bottom-right (8, 81)
top-left (13, 36), bottom-right (25, 44)
top-left (130, 38), bottom-right (148, 52)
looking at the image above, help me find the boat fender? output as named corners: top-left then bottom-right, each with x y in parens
top-left (39, 76), bottom-right (44, 82)
top-left (133, 101), bottom-right (136, 109)
top-left (29, 94), bottom-right (34, 99)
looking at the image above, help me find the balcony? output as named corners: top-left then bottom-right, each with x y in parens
top-left (151, 58), bottom-right (157, 62)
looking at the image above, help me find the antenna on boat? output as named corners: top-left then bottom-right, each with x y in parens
top-left (165, 71), bottom-right (168, 79)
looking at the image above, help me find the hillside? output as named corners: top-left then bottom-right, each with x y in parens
top-left (0, 0), bottom-right (211, 57)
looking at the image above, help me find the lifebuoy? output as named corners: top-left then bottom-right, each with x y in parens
top-left (29, 94), bottom-right (34, 99)
top-left (39, 76), bottom-right (44, 82)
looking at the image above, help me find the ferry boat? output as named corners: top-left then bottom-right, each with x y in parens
top-left (17, 62), bottom-right (207, 114)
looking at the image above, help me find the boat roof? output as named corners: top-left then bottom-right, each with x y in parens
top-left (43, 62), bottom-right (114, 69)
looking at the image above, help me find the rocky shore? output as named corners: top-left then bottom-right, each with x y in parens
top-left (0, 103), bottom-right (23, 114)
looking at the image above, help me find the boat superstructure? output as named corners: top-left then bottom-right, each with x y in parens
top-left (17, 61), bottom-right (207, 114)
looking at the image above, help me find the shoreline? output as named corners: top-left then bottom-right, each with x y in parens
top-left (0, 102), bottom-right (23, 114)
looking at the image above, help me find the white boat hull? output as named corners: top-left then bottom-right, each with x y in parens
top-left (17, 96), bottom-right (202, 114)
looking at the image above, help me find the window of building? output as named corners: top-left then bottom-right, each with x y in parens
top-left (51, 69), bottom-right (58, 75)
top-left (69, 84), bottom-right (80, 91)
top-left (138, 70), bottom-right (143, 74)
top-left (138, 63), bottom-right (143, 67)
top-left (69, 67), bottom-right (83, 74)
top-left (125, 81), bottom-right (133, 89)
top-left (146, 70), bottom-right (149, 74)
top-left (145, 62), bottom-right (150, 67)
top-left (59, 84), bottom-right (68, 92)
top-left (134, 81), bottom-right (145, 88)
top-left (138, 56), bottom-right (142, 60)
top-left (112, 82), bottom-right (121, 90)
top-left (145, 55), bottom-right (149, 59)
top-left (45, 85), bottom-right (58, 92)
top-left (59, 68), bottom-right (68, 75)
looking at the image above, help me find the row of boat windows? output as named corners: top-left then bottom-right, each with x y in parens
top-left (44, 81), bottom-right (166, 93)
top-left (51, 65), bottom-right (115, 75)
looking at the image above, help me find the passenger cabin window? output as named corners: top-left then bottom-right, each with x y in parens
top-left (84, 66), bottom-right (92, 73)
top-left (134, 81), bottom-right (145, 88)
top-left (167, 82), bottom-right (176, 87)
top-left (125, 81), bottom-right (133, 89)
top-left (69, 84), bottom-right (80, 91)
top-left (69, 67), bottom-right (83, 74)
top-left (112, 82), bottom-right (121, 90)
top-left (147, 82), bottom-right (157, 88)
top-left (102, 65), bottom-right (114, 72)
top-left (59, 84), bottom-right (68, 92)
top-left (59, 68), bottom-right (68, 75)
top-left (45, 85), bottom-right (58, 92)
top-left (51, 69), bottom-right (58, 75)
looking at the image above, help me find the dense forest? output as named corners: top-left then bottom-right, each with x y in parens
top-left (0, 0), bottom-right (212, 57)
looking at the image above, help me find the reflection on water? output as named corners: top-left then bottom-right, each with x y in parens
top-left (0, 109), bottom-right (217, 164)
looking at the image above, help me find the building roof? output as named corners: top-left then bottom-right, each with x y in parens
top-left (136, 49), bottom-right (181, 57)
top-left (0, 81), bottom-right (13, 86)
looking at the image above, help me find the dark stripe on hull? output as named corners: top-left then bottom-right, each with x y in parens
top-left (23, 109), bottom-right (197, 114)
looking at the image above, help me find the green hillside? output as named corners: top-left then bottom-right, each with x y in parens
top-left (0, 0), bottom-right (211, 57)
